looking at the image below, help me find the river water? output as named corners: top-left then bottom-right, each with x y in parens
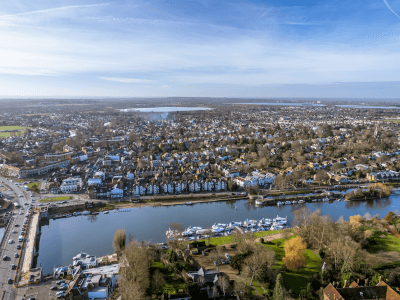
top-left (36, 196), bottom-right (399, 274)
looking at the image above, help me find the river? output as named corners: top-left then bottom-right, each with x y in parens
top-left (36, 196), bottom-right (398, 274)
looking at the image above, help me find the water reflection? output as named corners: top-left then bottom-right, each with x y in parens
top-left (88, 214), bottom-right (98, 223)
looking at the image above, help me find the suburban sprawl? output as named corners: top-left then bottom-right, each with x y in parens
top-left (1, 98), bottom-right (400, 300)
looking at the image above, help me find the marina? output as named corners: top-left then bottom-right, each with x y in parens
top-left (35, 195), bottom-right (398, 275)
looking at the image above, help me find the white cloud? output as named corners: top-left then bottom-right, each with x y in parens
top-left (0, 3), bottom-right (112, 18)
top-left (99, 77), bottom-right (154, 83)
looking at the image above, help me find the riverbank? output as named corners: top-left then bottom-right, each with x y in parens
top-left (106, 194), bottom-right (246, 210)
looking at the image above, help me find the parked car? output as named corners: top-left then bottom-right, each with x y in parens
top-left (50, 286), bottom-right (58, 290)
top-left (7, 278), bottom-right (12, 284)
top-left (56, 280), bottom-right (65, 285)
top-left (14, 253), bottom-right (19, 258)
top-left (16, 244), bottom-right (21, 249)
top-left (11, 264), bottom-right (16, 270)
top-left (3, 255), bottom-right (8, 261)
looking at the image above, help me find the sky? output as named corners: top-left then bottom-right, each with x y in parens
top-left (1, 0), bottom-right (400, 98)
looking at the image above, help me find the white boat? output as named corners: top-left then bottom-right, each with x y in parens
top-left (73, 212), bottom-right (81, 216)
top-left (292, 200), bottom-right (298, 204)
top-left (82, 211), bottom-right (90, 215)
top-left (255, 200), bottom-right (264, 205)
top-left (273, 216), bottom-right (286, 223)
top-left (277, 201), bottom-right (284, 205)
top-left (212, 227), bottom-right (225, 233)
top-left (103, 211), bottom-right (109, 214)
top-left (322, 198), bottom-right (330, 202)
top-left (285, 201), bottom-right (292, 205)
top-left (196, 229), bottom-right (208, 235)
top-left (186, 202), bottom-right (193, 205)
top-left (312, 199), bottom-right (317, 202)
top-left (298, 200), bottom-right (305, 204)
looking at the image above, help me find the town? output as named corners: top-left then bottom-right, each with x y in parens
top-left (0, 98), bottom-right (400, 300)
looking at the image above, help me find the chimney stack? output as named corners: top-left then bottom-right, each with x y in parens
top-left (379, 276), bottom-right (382, 283)
top-left (357, 279), bottom-right (359, 284)
top-left (343, 280), bottom-right (347, 288)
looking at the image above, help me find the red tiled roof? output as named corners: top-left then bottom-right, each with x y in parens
top-left (324, 283), bottom-right (344, 300)
top-left (377, 281), bottom-right (400, 300)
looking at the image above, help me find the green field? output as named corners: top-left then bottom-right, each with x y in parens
top-left (0, 126), bottom-right (27, 138)
top-left (39, 196), bottom-right (72, 202)
top-left (198, 230), bottom-right (280, 246)
top-left (261, 235), bottom-right (322, 295)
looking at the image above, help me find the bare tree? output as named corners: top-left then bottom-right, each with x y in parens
top-left (113, 228), bottom-right (126, 253)
top-left (118, 240), bottom-right (151, 300)
top-left (243, 245), bottom-right (275, 285)
top-left (218, 274), bottom-right (231, 296)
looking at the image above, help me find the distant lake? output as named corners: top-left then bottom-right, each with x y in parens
top-left (119, 107), bottom-right (211, 112)
top-left (232, 102), bottom-right (325, 106)
top-left (335, 105), bottom-right (400, 109)
top-left (36, 195), bottom-right (398, 275)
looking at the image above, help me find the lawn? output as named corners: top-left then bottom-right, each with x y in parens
top-left (39, 196), bottom-right (72, 202)
top-left (199, 230), bottom-right (280, 246)
top-left (27, 182), bottom-right (39, 191)
top-left (0, 126), bottom-right (27, 138)
top-left (367, 232), bottom-right (400, 254)
top-left (261, 235), bottom-right (322, 295)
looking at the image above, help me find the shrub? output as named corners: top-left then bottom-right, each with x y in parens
top-left (260, 238), bottom-right (264, 244)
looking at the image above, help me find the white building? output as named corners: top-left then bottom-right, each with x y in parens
top-left (60, 177), bottom-right (82, 193)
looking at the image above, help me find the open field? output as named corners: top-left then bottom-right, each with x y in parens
top-left (0, 126), bottom-right (26, 130)
top-left (0, 126), bottom-right (27, 138)
top-left (384, 119), bottom-right (400, 122)
top-left (39, 196), bottom-right (72, 202)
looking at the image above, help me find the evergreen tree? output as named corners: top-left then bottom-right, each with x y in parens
top-left (273, 273), bottom-right (285, 300)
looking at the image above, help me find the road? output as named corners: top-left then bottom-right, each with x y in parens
top-left (0, 176), bottom-right (33, 300)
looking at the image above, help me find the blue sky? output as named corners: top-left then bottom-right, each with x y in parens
top-left (1, 0), bottom-right (400, 98)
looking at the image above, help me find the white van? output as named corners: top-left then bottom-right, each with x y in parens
top-left (18, 236), bottom-right (23, 242)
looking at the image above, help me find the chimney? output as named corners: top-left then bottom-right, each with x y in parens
top-left (365, 278), bottom-right (368, 286)
top-left (357, 279), bottom-right (359, 284)
top-left (379, 276), bottom-right (382, 283)
top-left (343, 280), bottom-right (347, 288)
